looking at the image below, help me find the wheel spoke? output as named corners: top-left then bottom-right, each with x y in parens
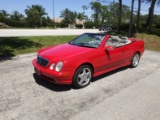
top-left (78, 74), bottom-right (83, 79)
top-left (83, 69), bottom-right (87, 74)
top-left (79, 79), bottom-right (84, 84)
top-left (86, 72), bottom-right (91, 77)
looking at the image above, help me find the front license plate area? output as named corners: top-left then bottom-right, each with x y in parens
top-left (34, 67), bottom-right (39, 75)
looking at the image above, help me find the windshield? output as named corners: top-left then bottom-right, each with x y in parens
top-left (69, 33), bottom-right (106, 48)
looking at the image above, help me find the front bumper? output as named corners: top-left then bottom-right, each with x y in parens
top-left (32, 59), bottom-right (73, 85)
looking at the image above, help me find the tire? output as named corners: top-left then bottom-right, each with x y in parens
top-left (130, 53), bottom-right (140, 68)
top-left (73, 65), bottom-right (92, 88)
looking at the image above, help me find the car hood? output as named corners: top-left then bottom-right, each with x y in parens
top-left (38, 43), bottom-right (93, 61)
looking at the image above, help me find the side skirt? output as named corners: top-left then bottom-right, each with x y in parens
top-left (93, 62), bottom-right (131, 77)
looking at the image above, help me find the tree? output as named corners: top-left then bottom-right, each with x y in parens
top-left (0, 10), bottom-right (9, 18)
top-left (144, 0), bottom-right (160, 31)
top-left (25, 5), bottom-right (46, 27)
top-left (136, 0), bottom-right (142, 31)
top-left (96, 0), bottom-right (122, 31)
top-left (129, 0), bottom-right (134, 36)
top-left (70, 11), bottom-right (77, 24)
top-left (107, 2), bottom-right (120, 27)
top-left (60, 8), bottom-right (71, 24)
top-left (118, 0), bottom-right (122, 32)
top-left (101, 5), bottom-right (109, 24)
top-left (77, 12), bottom-right (85, 24)
top-left (60, 8), bottom-right (77, 24)
top-left (10, 10), bottom-right (24, 21)
top-left (82, 5), bottom-right (91, 21)
top-left (41, 16), bottom-right (53, 27)
top-left (82, 5), bottom-right (89, 12)
top-left (90, 2), bottom-right (103, 26)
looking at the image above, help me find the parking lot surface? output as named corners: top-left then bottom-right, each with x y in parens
top-left (0, 50), bottom-right (160, 120)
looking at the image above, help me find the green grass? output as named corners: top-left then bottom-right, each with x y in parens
top-left (135, 33), bottom-right (160, 51)
top-left (0, 35), bottom-right (77, 57)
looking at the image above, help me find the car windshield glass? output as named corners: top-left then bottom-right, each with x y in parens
top-left (69, 33), bottom-right (106, 48)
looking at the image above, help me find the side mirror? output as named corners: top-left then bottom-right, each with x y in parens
top-left (105, 46), bottom-right (115, 51)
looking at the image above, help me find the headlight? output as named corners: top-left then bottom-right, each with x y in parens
top-left (50, 63), bottom-right (55, 70)
top-left (55, 62), bottom-right (63, 72)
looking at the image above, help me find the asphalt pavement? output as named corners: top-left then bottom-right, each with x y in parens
top-left (0, 50), bottom-right (160, 120)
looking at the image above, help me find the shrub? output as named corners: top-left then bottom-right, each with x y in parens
top-left (120, 23), bottom-right (135, 30)
top-left (0, 17), bottom-right (26, 27)
top-left (155, 23), bottom-right (160, 29)
top-left (60, 23), bottom-right (68, 28)
top-left (75, 24), bottom-right (83, 29)
top-left (84, 21), bottom-right (94, 28)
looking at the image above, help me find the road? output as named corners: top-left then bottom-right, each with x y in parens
top-left (0, 29), bottom-right (99, 37)
top-left (0, 50), bottom-right (160, 120)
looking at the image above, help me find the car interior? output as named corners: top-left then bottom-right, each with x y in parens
top-left (105, 36), bottom-right (131, 48)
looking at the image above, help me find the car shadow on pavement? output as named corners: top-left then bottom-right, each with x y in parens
top-left (92, 67), bottom-right (128, 82)
top-left (33, 73), bottom-right (72, 92)
top-left (33, 67), bottom-right (128, 91)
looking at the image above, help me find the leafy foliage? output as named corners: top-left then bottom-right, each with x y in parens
top-left (25, 5), bottom-right (47, 27)
top-left (0, 1), bottom-right (160, 31)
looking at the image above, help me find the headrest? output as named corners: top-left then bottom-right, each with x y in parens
top-left (120, 36), bottom-right (128, 40)
top-left (111, 36), bottom-right (120, 42)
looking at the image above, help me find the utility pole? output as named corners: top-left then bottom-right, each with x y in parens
top-left (53, 0), bottom-right (56, 28)
top-left (129, 0), bottom-right (134, 37)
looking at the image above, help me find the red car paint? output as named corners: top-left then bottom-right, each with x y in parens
top-left (32, 33), bottom-right (144, 85)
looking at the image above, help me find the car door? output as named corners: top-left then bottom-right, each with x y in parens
top-left (94, 46), bottom-right (125, 73)
top-left (104, 46), bottom-right (126, 68)
top-left (119, 43), bottom-right (134, 63)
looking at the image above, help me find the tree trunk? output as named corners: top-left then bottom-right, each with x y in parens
top-left (136, 0), bottom-right (141, 32)
top-left (118, 0), bottom-right (122, 32)
top-left (146, 0), bottom-right (157, 32)
top-left (129, 0), bottom-right (134, 36)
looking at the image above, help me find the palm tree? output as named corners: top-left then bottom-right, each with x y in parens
top-left (77, 12), bottom-right (85, 24)
top-left (25, 5), bottom-right (46, 27)
top-left (101, 5), bottom-right (109, 24)
top-left (136, 0), bottom-right (142, 32)
top-left (0, 10), bottom-right (9, 18)
top-left (90, 2), bottom-right (103, 26)
top-left (60, 8), bottom-right (72, 25)
top-left (129, 0), bottom-right (134, 36)
top-left (10, 10), bottom-right (24, 21)
top-left (144, 0), bottom-right (157, 31)
top-left (70, 11), bottom-right (77, 24)
top-left (118, 0), bottom-right (122, 32)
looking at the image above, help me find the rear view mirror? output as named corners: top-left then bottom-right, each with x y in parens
top-left (105, 46), bottom-right (115, 51)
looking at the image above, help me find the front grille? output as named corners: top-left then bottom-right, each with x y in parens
top-left (37, 56), bottom-right (49, 67)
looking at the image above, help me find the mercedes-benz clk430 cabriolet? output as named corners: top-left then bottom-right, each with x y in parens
top-left (32, 33), bottom-right (144, 88)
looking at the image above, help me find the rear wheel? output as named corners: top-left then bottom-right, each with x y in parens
top-left (130, 53), bottom-right (140, 68)
top-left (73, 65), bottom-right (92, 88)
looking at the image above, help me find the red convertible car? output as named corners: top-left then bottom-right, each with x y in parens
top-left (32, 33), bottom-right (144, 88)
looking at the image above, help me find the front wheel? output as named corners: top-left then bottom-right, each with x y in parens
top-left (73, 65), bottom-right (92, 88)
top-left (130, 53), bottom-right (140, 68)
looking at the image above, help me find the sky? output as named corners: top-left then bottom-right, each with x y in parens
top-left (0, 0), bottom-right (160, 19)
